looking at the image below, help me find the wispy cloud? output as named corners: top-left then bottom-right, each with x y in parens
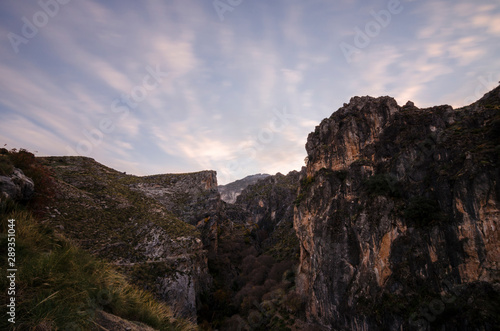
top-left (1, 0), bottom-right (499, 183)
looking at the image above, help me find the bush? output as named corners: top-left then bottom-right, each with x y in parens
top-left (0, 155), bottom-right (14, 176)
top-left (404, 196), bottom-right (442, 227)
top-left (364, 174), bottom-right (401, 197)
top-left (300, 175), bottom-right (315, 190)
top-left (283, 292), bottom-right (305, 315)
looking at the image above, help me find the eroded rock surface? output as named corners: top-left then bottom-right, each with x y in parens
top-left (294, 87), bottom-right (500, 330)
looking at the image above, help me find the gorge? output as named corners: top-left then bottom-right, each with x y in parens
top-left (1, 85), bottom-right (499, 330)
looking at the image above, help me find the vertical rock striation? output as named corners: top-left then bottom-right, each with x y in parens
top-left (294, 87), bottom-right (500, 330)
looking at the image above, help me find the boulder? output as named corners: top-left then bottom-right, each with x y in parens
top-left (0, 168), bottom-right (34, 201)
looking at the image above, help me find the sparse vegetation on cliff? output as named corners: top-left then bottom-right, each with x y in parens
top-left (364, 173), bottom-right (401, 197)
top-left (294, 86), bottom-right (500, 330)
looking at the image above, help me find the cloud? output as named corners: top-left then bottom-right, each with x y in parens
top-left (1, 0), bottom-right (499, 184)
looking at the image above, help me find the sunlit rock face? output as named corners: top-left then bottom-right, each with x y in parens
top-left (294, 86), bottom-right (500, 330)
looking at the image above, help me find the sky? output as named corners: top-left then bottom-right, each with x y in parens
top-left (0, 0), bottom-right (499, 184)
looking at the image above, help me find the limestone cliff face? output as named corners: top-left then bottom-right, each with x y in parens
top-left (294, 87), bottom-right (500, 330)
top-left (235, 171), bottom-right (300, 229)
top-left (130, 170), bottom-right (220, 226)
top-left (305, 96), bottom-right (398, 175)
top-left (42, 157), bottom-right (215, 319)
top-left (130, 170), bottom-right (223, 251)
top-left (233, 171), bottom-right (302, 260)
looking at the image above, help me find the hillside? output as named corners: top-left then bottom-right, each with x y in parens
top-left (39, 157), bottom-right (216, 320)
top-left (0, 149), bottom-right (197, 330)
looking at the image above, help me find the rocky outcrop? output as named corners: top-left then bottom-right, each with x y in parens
top-left (130, 170), bottom-right (220, 225)
top-left (0, 168), bottom-right (34, 201)
top-left (41, 157), bottom-right (214, 320)
top-left (294, 87), bottom-right (500, 329)
top-left (130, 170), bottom-right (223, 252)
top-left (218, 173), bottom-right (270, 203)
top-left (234, 171), bottom-right (302, 260)
top-left (305, 96), bottom-right (398, 175)
top-left (235, 172), bottom-right (299, 227)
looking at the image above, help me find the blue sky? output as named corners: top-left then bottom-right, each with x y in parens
top-left (1, 0), bottom-right (499, 184)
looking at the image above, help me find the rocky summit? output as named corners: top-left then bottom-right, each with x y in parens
top-left (295, 85), bottom-right (500, 330)
top-left (3, 86), bottom-right (499, 330)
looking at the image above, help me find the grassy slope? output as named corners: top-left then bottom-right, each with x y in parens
top-left (0, 207), bottom-right (196, 330)
top-left (41, 156), bottom-right (199, 256)
top-left (0, 151), bottom-right (198, 330)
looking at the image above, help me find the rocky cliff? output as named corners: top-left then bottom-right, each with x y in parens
top-left (41, 157), bottom-right (216, 320)
top-left (15, 85), bottom-right (500, 329)
top-left (218, 173), bottom-right (270, 203)
top-left (294, 86), bottom-right (500, 330)
top-left (129, 170), bottom-right (223, 252)
top-left (234, 171), bottom-right (302, 260)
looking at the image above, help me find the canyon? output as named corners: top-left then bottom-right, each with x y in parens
top-left (3, 85), bottom-right (499, 330)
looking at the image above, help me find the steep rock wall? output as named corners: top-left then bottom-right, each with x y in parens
top-left (234, 171), bottom-right (302, 260)
top-left (294, 87), bottom-right (500, 330)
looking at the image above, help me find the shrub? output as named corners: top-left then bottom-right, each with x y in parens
top-left (364, 174), bottom-right (401, 197)
top-left (300, 175), bottom-right (315, 190)
top-left (283, 292), bottom-right (305, 315)
top-left (0, 155), bottom-right (14, 176)
top-left (404, 196), bottom-right (442, 227)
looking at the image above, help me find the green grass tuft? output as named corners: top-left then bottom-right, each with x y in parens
top-left (0, 210), bottom-right (196, 330)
